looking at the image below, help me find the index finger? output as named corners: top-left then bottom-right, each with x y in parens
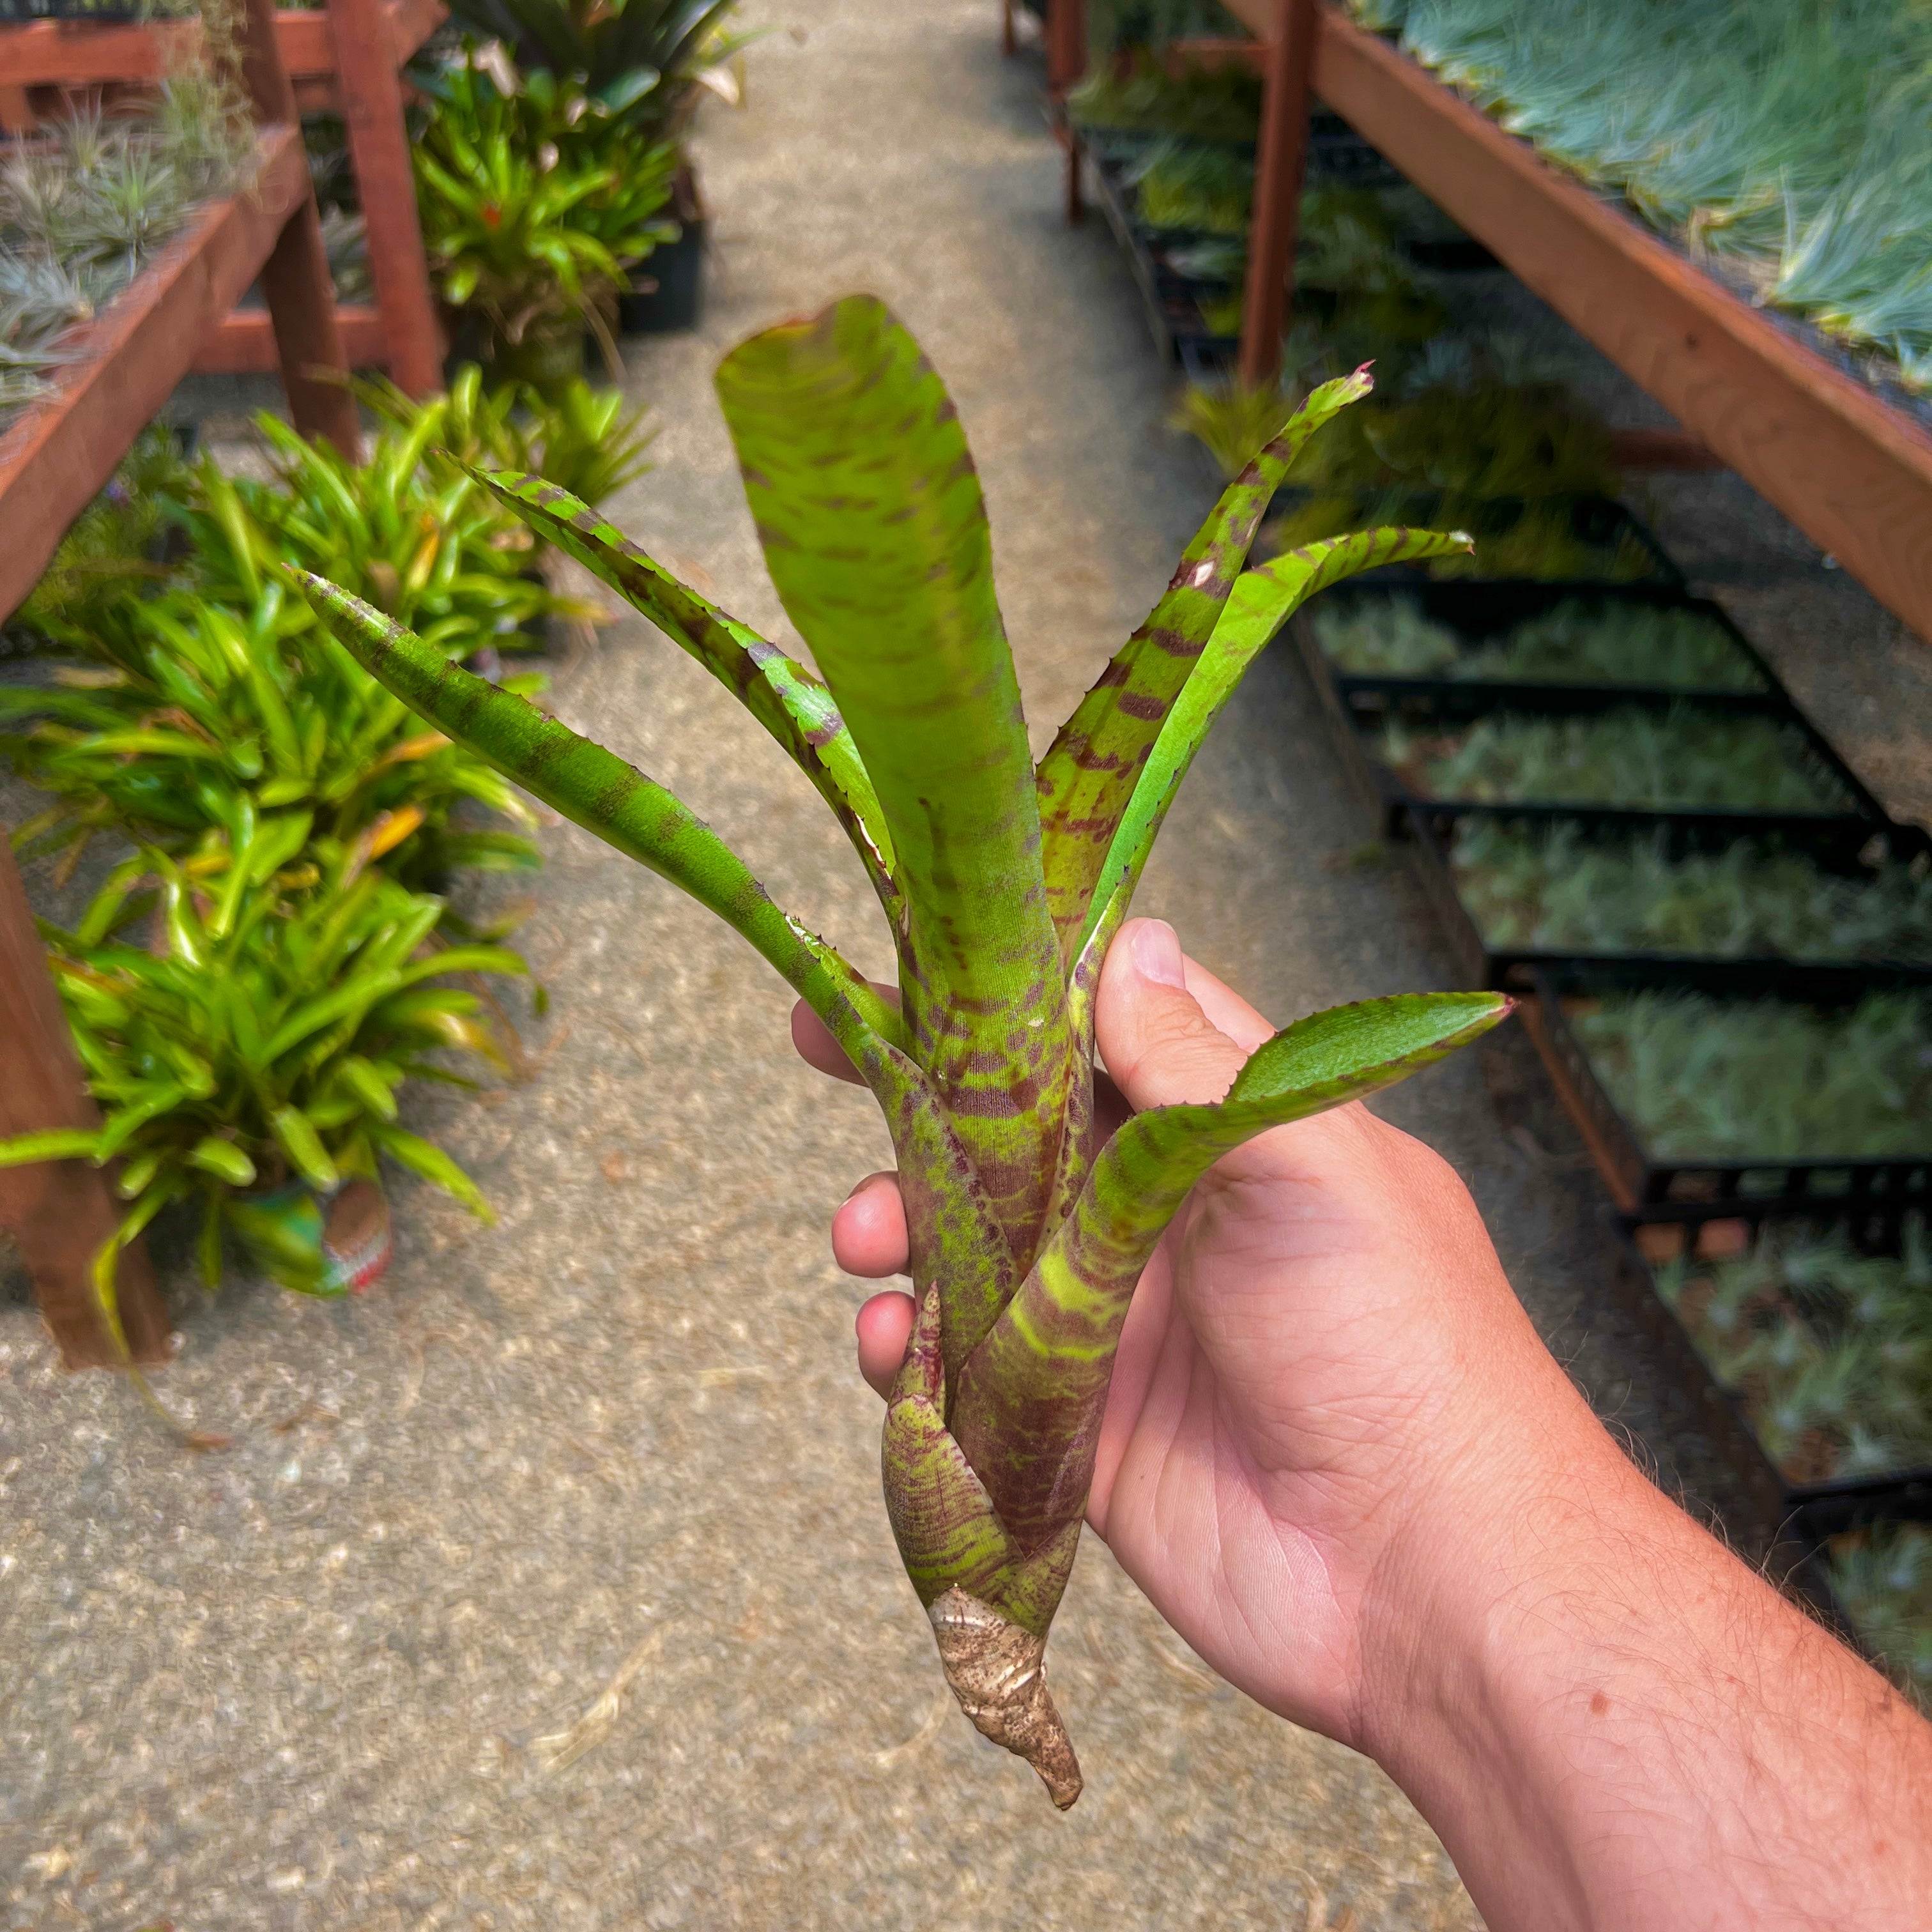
top-left (790, 982), bottom-right (902, 1085)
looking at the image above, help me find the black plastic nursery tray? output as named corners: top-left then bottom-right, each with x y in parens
top-left (1524, 969), bottom-right (1932, 1225)
top-left (1296, 644), bottom-right (1890, 845)
top-left (1300, 578), bottom-right (1785, 702)
top-left (1404, 806), bottom-right (1932, 999)
top-left (1605, 1213), bottom-right (1932, 1542)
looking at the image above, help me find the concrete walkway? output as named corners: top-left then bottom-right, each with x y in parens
top-left (8, 1), bottom-right (1927, 1925)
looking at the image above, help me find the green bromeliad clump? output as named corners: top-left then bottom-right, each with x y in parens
top-left (1379, 705), bottom-right (1853, 811)
top-left (1450, 820), bottom-right (1932, 962)
top-left (1573, 990), bottom-right (1932, 1161)
top-left (293, 296), bottom-right (1510, 1805)
top-left (1652, 1218), bottom-right (1932, 1485)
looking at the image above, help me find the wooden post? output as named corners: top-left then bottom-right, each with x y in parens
top-left (1238, 0), bottom-right (1316, 387)
top-left (0, 839), bottom-right (170, 1367)
top-left (328, 0), bottom-right (443, 394)
top-left (1002, 0), bottom-right (1017, 59)
top-left (1045, 0), bottom-right (1083, 93)
top-left (236, 0), bottom-right (362, 454)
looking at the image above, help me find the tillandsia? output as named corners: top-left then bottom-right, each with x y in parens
top-left (293, 296), bottom-right (1511, 1805)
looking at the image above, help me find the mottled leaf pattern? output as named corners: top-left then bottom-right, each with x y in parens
top-left (1033, 369), bottom-right (1374, 965)
top-left (293, 571), bottom-right (902, 1063)
top-left (951, 992), bottom-right (1510, 1551)
top-left (466, 466), bottom-right (905, 925)
top-left (716, 295), bottom-right (1074, 1270)
top-left (286, 307), bottom-right (1514, 1810)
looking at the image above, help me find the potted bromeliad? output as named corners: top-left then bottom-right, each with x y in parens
top-left (295, 297), bottom-right (1510, 1804)
top-left (429, 0), bottom-right (747, 334)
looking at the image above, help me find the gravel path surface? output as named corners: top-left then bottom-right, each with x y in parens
top-left (5, 3), bottom-right (1928, 1928)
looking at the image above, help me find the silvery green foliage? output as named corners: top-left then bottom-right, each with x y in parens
top-left (1450, 820), bottom-right (1932, 963)
top-left (1653, 1218), bottom-right (1931, 1484)
top-left (1576, 991), bottom-right (1932, 1160)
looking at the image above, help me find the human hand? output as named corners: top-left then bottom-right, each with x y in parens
top-left (793, 916), bottom-right (1615, 1752)
top-left (797, 918), bottom-right (1932, 1929)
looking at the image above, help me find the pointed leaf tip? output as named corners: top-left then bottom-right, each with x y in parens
top-left (1227, 991), bottom-right (1512, 1106)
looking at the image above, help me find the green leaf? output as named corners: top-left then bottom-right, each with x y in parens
top-left (1033, 369), bottom-right (1375, 965)
top-left (288, 571), bottom-right (903, 1071)
top-left (337, 1054), bottom-right (399, 1121)
top-left (188, 1137), bottom-right (257, 1187)
top-left (371, 1123), bottom-right (493, 1222)
top-left (468, 466), bottom-right (903, 921)
top-left (0, 1128), bottom-right (103, 1167)
top-left (271, 1107), bottom-right (341, 1192)
top-left (951, 990), bottom-right (1511, 1550)
top-left (716, 294), bottom-right (1073, 1261)
top-left (1072, 525), bottom-right (1473, 976)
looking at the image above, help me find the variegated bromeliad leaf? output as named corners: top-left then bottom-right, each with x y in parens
top-left (294, 295), bottom-right (1509, 1807)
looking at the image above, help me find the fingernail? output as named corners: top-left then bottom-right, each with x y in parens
top-left (1130, 919), bottom-right (1186, 988)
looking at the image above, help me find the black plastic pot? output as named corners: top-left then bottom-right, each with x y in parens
top-left (1603, 1211), bottom-right (1932, 1540)
top-left (1526, 969), bottom-right (1932, 1224)
top-left (618, 219), bottom-right (707, 335)
top-left (441, 310), bottom-right (592, 392)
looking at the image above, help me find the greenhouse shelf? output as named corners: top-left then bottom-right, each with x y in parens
top-left (1404, 804), bottom-right (1932, 1002)
top-left (1604, 1212), bottom-right (1932, 1542)
top-left (0, 0), bottom-right (445, 392)
top-left (1524, 971), bottom-right (1932, 1227)
top-left (1293, 638), bottom-right (1887, 847)
top-left (1218, 0), bottom-right (1932, 647)
top-left (0, 0), bottom-right (353, 1368)
top-left (0, 122), bottom-right (314, 622)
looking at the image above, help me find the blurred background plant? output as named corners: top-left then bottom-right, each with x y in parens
top-left (0, 837), bottom-right (521, 1300)
top-left (410, 47), bottom-right (679, 387)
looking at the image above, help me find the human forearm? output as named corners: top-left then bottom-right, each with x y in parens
top-left (1362, 1429), bottom-right (1932, 1931)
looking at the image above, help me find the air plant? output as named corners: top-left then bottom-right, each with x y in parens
top-left (1449, 818), bottom-right (1932, 962)
top-left (1652, 1217), bottom-right (1932, 1485)
top-left (0, 82), bottom-right (251, 429)
top-left (1314, 594), bottom-right (1764, 690)
top-left (293, 296), bottom-right (1511, 1805)
top-left (1380, 704), bottom-right (1854, 811)
top-left (1573, 990), bottom-right (1932, 1161)
top-left (1825, 1521), bottom-right (1932, 1705)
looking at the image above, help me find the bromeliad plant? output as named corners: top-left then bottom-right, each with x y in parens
top-left (295, 296), bottom-right (1510, 1805)
top-left (0, 834), bottom-right (521, 1300)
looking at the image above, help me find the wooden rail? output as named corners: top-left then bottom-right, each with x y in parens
top-left (0, 0), bottom-right (351, 1367)
top-left (1217, 0), bottom-right (1932, 645)
top-left (0, 0), bottom-right (445, 388)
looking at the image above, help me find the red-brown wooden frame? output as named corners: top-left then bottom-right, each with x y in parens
top-left (1218, 0), bottom-right (1932, 645)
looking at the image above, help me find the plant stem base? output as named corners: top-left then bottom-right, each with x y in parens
top-left (928, 1587), bottom-right (1082, 1809)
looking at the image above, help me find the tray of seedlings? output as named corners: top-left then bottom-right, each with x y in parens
top-left (1610, 1210), bottom-right (1932, 1543)
top-left (1526, 970), bottom-right (1932, 1222)
top-left (1408, 808), bottom-right (1932, 998)
top-left (1795, 1519), bottom-right (1932, 1708)
top-left (1291, 586), bottom-right (1888, 843)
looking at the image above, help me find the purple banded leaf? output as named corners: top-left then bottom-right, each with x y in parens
top-left (1070, 524), bottom-right (1475, 982)
top-left (290, 570), bottom-right (903, 1067)
top-left (1033, 368), bottom-right (1376, 966)
top-left (715, 295), bottom-right (1074, 1268)
top-left (464, 465), bottom-right (905, 924)
top-left (951, 991), bottom-right (1511, 1552)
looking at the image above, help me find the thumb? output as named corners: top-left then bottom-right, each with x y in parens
top-left (1096, 919), bottom-right (1251, 1111)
